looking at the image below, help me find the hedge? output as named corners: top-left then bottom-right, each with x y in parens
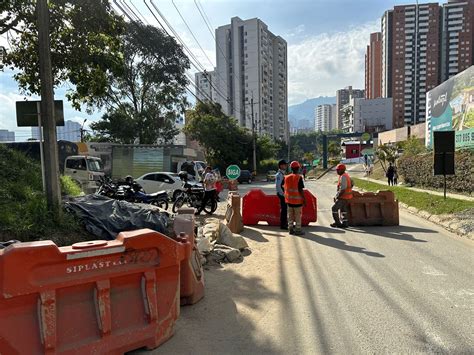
top-left (397, 150), bottom-right (473, 194)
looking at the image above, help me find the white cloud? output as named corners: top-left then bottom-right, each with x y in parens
top-left (287, 20), bottom-right (379, 105)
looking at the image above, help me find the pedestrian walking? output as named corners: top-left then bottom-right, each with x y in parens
top-left (275, 159), bottom-right (288, 230)
top-left (196, 166), bottom-right (217, 215)
top-left (283, 161), bottom-right (306, 235)
top-left (393, 165), bottom-right (398, 185)
top-left (330, 164), bottom-right (353, 228)
top-left (386, 163), bottom-right (395, 186)
top-left (302, 166), bottom-right (307, 180)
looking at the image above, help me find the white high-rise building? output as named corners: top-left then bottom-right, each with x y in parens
top-left (32, 120), bottom-right (81, 142)
top-left (195, 70), bottom-right (218, 102)
top-left (315, 104), bottom-right (335, 132)
top-left (214, 17), bottom-right (288, 141)
top-left (0, 130), bottom-right (15, 142)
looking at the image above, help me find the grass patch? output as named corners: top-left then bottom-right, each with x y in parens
top-left (0, 145), bottom-right (88, 245)
top-left (353, 177), bottom-right (474, 215)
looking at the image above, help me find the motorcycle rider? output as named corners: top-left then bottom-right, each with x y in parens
top-left (196, 166), bottom-right (217, 215)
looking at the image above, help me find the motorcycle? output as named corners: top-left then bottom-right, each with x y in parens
top-left (97, 176), bottom-right (169, 210)
top-left (172, 182), bottom-right (218, 214)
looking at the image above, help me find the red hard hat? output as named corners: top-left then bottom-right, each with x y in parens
top-left (336, 163), bottom-right (346, 171)
top-left (290, 161), bottom-right (300, 169)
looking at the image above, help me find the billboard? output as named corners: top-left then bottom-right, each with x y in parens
top-left (425, 65), bottom-right (474, 149)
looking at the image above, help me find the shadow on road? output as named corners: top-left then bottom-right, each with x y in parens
top-left (349, 225), bottom-right (432, 243)
top-left (145, 267), bottom-right (280, 354)
top-left (298, 233), bottom-right (385, 258)
top-left (241, 227), bottom-right (269, 242)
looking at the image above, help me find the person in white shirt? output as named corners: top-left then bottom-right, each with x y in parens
top-left (196, 166), bottom-right (216, 215)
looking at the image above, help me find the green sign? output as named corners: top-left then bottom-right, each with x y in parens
top-left (455, 128), bottom-right (474, 149)
top-left (312, 159), bottom-right (320, 166)
top-left (226, 165), bottom-right (241, 180)
top-left (361, 132), bottom-right (371, 142)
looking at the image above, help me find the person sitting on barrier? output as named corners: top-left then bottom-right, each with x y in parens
top-left (275, 159), bottom-right (288, 230)
top-left (331, 164), bottom-right (353, 228)
top-left (196, 166), bottom-right (217, 215)
top-left (283, 161), bottom-right (306, 236)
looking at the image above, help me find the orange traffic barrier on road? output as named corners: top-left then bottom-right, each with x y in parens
top-left (174, 212), bottom-right (205, 306)
top-left (348, 190), bottom-right (399, 226)
top-left (242, 189), bottom-right (317, 226)
top-left (225, 191), bottom-right (244, 233)
top-left (0, 229), bottom-right (191, 354)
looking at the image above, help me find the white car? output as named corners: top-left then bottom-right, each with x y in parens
top-left (136, 172), bottom-right (183, 200)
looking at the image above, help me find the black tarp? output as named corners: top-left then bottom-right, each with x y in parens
top-left (65, 195), bottom-right (169, 240)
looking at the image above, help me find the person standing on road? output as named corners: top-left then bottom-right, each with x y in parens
top-left (283, 161), bottom-right (306, 235)
top-left (275, 159), bottom-right (288, 230)
top-left (331, 164), bottom-right (353, 228)
top-left (302, 166), bottom-right (307, 180)
top-left (196, 166), bottom-right (217, 215)
top-left (386, 163), bottom-right (395, 186)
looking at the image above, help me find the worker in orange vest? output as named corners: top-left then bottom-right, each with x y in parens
top-left (331, 163), bottom-right (353, 228)
top-left (283, 161), bottom-right (306, 235)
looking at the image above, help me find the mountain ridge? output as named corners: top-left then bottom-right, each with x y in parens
top-left (288, 96), bottom-right (336, 129)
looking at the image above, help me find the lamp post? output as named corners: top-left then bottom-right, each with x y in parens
top-left (80, 119), bottom-right (88, 142)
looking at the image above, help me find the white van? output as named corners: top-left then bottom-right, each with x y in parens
top-left (64, 155), bottom-right (105, 194)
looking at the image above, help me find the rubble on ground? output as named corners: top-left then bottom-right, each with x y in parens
top-left (196, 218), bottom-right (249, 265)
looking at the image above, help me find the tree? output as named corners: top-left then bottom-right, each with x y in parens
top-left (400, 136), bottom-right (427, 157)
top-left (184, 101), bottom-right (252, 170)
top-left (375, 143), bottom-right (398, 172)
top-left (303, 152), bottom-right (315, 163)
top-left (90, 21), bottom-right (190, 144)
top-left (256, 135), bottom-right (279, 162)
top-left (2, 0), bottom-right (126, 110)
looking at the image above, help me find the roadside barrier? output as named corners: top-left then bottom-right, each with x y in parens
top-left (225, 191), bottom-right (244, 233)
top-left (242, 189), bottom-right (317, 226)
top-left (348, 190), bottom-right (399, 226)
top-left (174, 212), bottom-right (205, 306)
top-left (0, 229), bottom-right (190, 354)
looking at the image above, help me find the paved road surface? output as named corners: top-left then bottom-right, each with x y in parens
top-left (147, 172), bottom-right (473, 354)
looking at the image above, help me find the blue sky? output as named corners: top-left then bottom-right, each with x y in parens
top-left (0, 0), bottom-right (438, 140)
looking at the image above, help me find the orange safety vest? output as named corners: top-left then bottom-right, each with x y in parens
top-left (284, 174), bottom-right (304, 205)
top-left (338, 172), bottom-right (353, 199)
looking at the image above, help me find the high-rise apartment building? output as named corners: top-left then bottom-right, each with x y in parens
top-left (0, 130), bottom-right (15, 142)
top-left (365, 32), bottom-right (383, 99)
top-left (195, 70), bottom-right (219, 102)
top-left (336, 86), bottom-right (365, 129)
top-left (382, 10), bottom-right (394, 99)
top-left (441, 0), bottom-right (474, 81)
top-left (32, 120), bottom-right (81, 142)
top-left (315, 104), bottom-right (335, 132)
top-left (390, 3), bottom-right (441, 128)
top-left (341, 98), bottom-right (393, 133)
top-left (215, 17), bottom-right (289, 141)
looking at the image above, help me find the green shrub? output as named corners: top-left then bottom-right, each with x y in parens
top-left (398, 150), bottom-right (473, 194)
top-left (61, 175), bottom-right (82, 196)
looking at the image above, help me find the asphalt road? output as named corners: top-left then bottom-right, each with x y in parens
top-left (148, 172), bottom-right (474, 354)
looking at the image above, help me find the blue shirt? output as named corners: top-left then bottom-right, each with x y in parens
top-left (275, 169), bottom-right (285, 196)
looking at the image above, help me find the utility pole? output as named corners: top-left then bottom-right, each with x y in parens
top-left (80, 119), bottom-right (88, 142)
top-left (251, 94), bottom-right (257, 175)
top-left (37, 0), bottom-right (61, 216)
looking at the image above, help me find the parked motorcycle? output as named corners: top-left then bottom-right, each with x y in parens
top-left (172, 182), bottom-right (218, 214)
top-left (97, 176), bottom-right (169, 210)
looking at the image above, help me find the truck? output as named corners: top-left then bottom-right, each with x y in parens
top-left (4, 141), bottom-right (104, 194)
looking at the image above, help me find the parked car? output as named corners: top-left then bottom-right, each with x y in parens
top-left (266, 170), bottom-right (277, 182)
top-left (237, 170), bottom-right (253, 184)
top-left (64, 155), bottom-right (105, 194)
top-left (136, 172), bottom-right (183, 200)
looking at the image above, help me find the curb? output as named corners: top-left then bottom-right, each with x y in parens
top-left (398, 202), bottom-right (473, 240)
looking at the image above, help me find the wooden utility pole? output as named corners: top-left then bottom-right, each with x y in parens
top-left (37, 0), bottom-right (61, 215)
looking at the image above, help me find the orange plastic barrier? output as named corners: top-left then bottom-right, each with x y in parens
top-left (0, 229), bottom-right (191, 354)
top-left (347, 190), bottom-right (399, 226)
top-left (242, 189), bottom-right (317, 226)
top-left (173, 213), bottom-right (205, 306)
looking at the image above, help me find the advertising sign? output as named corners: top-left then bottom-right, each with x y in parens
top-left (425, 65), bottom-right (474, 149)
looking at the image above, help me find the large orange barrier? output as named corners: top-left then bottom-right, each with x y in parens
top-left (174, 212), bottom-right (205, 306)
top-left (348, 190), bottom-right (399, 226)
top-left (242, 189), bottom-right (317, 226)
top-left (0, 229), bottom-right (190, 354)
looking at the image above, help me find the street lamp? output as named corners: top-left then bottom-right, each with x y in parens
top-left (80, 119), bottom-right (87, 142)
